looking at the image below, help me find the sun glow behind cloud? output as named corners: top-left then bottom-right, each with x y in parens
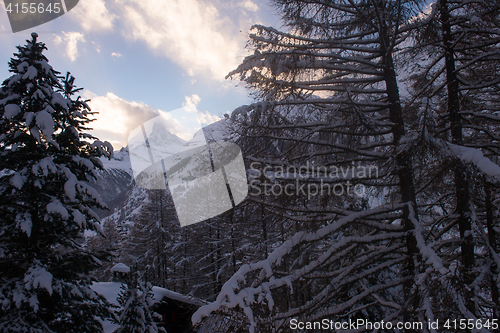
top-left (84, 91), bottom-right (158, 149)
top-left (85, 92), bottom-right (221, 149)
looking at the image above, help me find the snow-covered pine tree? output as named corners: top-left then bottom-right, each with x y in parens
top-left (0, 33), bottom-right (113, 332)
top-left (115, 274), bottom-right (163, 333)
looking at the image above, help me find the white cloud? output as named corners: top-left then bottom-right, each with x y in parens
top-left (182, 94), bottom-right (219, 125)
top-left (53, 32), bottom-right (85, 61)
top-left (198, 110), bottom-right (220, 125)
top-left (118, 0), bottom-right (243, 81)
top-left (183, 94), bottom-right (201, 108)
top-left (71, 0), bottom-right (115, 31)
top-left (111, 52), bottom-right (122, 58)
top-left (83, 91), bottom-right (158, 149)
top-left (241, 0), bottom-right (259, 12)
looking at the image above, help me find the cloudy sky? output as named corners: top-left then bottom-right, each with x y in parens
top-left (0, 0), bottom-right (280, 148)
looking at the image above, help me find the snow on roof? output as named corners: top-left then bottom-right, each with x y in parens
top-left (110, 263), bottom-right (130, 273)
top-left (152, 286), bottom-right (208, 307)
top-left (91, 282), bottom-right (207, 307)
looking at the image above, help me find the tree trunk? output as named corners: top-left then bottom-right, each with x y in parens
top-left (381, 23), bottom-right (420, 328)
top-left (485, 178), bottom-right (499, 330)
top-left (439, 0), bottom-right (475, 316)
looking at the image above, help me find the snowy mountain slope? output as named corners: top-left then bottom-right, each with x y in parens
top-left (89, 169), bottom-right (134, 218)
top-left (202, 117), bottom-right (234, 142)
top-left (99, 147), bottom-right (133, 176)
top-left (87, 147), bottom-right (145, 227)
top-left (92, 118), bottom-right (233, 228)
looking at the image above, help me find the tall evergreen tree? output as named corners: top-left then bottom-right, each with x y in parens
top-left (115, 274), bottom-right (163, 333)
top-left (0, 33), bottom-right (113, 332)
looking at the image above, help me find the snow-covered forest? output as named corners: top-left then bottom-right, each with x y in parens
top-left (1, 0), bottom-right (500, 332)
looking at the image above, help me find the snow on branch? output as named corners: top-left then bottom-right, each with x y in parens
top-left (449, 143), bottom-right (500, 178)
top-left (407, 203), bottom-right (449, 276)
top-left (23, 261), bottom-right (53, 297)
top-left (192, 204), bottom-right (407, 331)
top-left (428, 136), bottom-right (500, 179)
